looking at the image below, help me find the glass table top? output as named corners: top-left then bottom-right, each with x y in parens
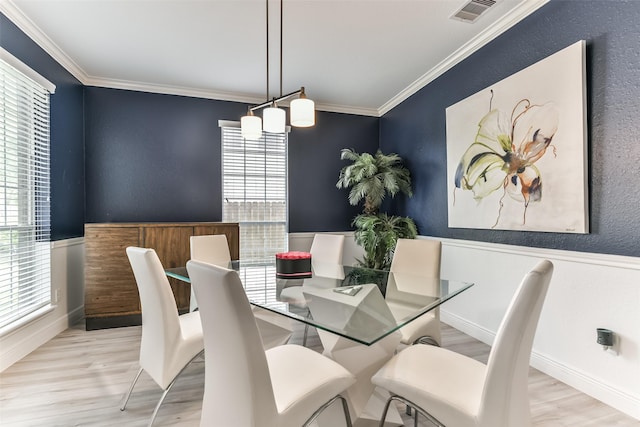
top-left (166, 259), bottom-right (473, 346)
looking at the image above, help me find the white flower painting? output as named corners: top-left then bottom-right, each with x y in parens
top-left (446, 40), bottom-right (588, 233)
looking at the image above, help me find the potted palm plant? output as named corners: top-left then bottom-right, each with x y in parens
top-left (336, 148), bottom-right (417, 270)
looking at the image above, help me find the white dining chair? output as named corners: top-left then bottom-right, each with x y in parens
top-left (190, 234), bottom-right (293, 349)
top-left (385, 238), bottom-right (442, 346)
top-left (187, 259), bottom-right (356, 427)
top-left (279, 233), bottom-right (345, 345)
top-left (308, 233), bottom-right (347, 284)
top-left (372, 259), bottom-right (554, 427)
top-left (189, 234), bottom-right (231, 312)
top-left (121, 247), bottom-right (204, 427)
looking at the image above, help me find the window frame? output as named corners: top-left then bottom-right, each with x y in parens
top-left (0, 47), bottom-right (55, 335)
top-left (219, 120), bottom-right (289, 262)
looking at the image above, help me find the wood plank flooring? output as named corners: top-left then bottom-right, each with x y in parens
top-left (1, 322), bottom-right (638, 426)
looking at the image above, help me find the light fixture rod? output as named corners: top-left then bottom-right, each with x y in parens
top-left (249, 87), bottom-right (304, 112)
top-left (266, 0), bottom-right (269, 101)
top-left (279, 0), bottom-right (283, 98)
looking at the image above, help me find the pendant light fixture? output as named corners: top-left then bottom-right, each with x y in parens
top-left (240, 0), bottom-right (315, 139)
top-left (263, 103), bottom-right (286, 133)
top-left (241, 109), bottom-right (262, 140)
top-left (290, 87), bottom-right (315, 127)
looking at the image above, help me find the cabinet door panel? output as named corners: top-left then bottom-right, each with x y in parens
top-left (143, 226), bottom-right (193, 311)
top-left (85, 227), bottom-right (140, 315)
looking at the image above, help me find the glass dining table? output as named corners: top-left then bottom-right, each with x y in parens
top-left (167, 259), bottom-right (473, 426)
top-left (166, 259), bottom-right (473, 346)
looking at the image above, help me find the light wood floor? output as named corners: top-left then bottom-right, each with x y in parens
top-left (1, 321), bottom-right (638, 427)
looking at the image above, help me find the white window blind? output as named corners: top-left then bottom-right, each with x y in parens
top-left (0, 53), bottom-right (52, 332)
top-left (221, 125), bottom-right (288, 263)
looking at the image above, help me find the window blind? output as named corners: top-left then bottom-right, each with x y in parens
top-left (221, 125), bottom-right (288, 263)
top-left (0, 54), bottom-right (52, 331)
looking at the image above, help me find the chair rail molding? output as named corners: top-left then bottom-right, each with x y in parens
top-left (431, 236), bottom-right (640, 271)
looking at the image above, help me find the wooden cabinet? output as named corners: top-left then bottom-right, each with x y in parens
top-left (84, 222), bottom-right (239, 330)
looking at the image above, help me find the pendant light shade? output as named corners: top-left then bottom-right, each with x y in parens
top-left (263, 105), bottom-right (286, 133)
top-left (241, 111), bottom-right (262, 140)
top-left (290, 97), bottom-right (315, 127)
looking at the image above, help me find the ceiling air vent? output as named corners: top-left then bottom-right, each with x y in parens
top-left (451, 0), bottom-right (497, 23)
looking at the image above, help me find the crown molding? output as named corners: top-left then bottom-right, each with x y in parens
top-left (377, 0), bottom-right (550, 116)
top-left (0, 1), bottom-right (89, 83)
top-left (84, 76), bottom-right (380, 116)
top-left (313, 103), bottom-right (379, 117)
top-left (84, 76), bottom-right (265, 105)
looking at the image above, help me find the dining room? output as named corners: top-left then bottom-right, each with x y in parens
top-left (1, 0), bottom-right (639, 426)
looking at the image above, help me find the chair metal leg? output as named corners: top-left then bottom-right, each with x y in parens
top-left (403, 403), bottom-right (419, 426)
top-left (147, 382), bottom-right (173, 427)
top-left (303, 394), bottom-right (352, 427)
top-left (379, 395), bottom-right (445, 427)
top-left (378, 395), bottom-right (395, 427)
top-left (120, 367), bottom-right (143, 411)
top-left (340, 395), bottom-right (353, 427)
top-left (121, 350), bottom-right (203, 426)
top-left (302, 308), bottom-right (312, 347)
top-left (413, 335), bottom-right (440, 346)
top-left (303, 324), bottom-right (309, 346)
top-left (147, 349), bottom-right (204, 427)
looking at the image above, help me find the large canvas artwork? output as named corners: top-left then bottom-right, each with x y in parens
top-left (446, 40), bottom-right (588, 233)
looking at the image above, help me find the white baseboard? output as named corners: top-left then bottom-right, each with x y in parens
top-left (530, 346), bottom-right (640, 420)
top-left (441, 309), bottom-right (496, 345)
top-left (68, 304), bottom-right (84, 327)
top-left (0, 306), bottom-right (82, 372)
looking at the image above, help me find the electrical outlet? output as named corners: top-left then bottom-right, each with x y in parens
top-left (597, 328), bottom-right (618, 355)
top-left (597, 328), bottom-right (613, 348)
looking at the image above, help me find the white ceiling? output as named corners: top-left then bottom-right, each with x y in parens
top-left (2, 0), bottom-right (548, 116)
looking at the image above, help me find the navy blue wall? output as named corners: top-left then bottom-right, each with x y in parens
top-left (1, 13), bottom-right (85, 241)
top-left (380, 0), bottom-right (640, 257)
top-left (84, 88), bottom-right (241, 223)
top-left (289, 112), bottom-right (379, 232)
top-left (85, 87), bottom-right (378, 231)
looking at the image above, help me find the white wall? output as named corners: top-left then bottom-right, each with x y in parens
top-left (436, 237), bottom-right (640, 420)
top-left (0, 238), bottom-right (85, 372)
top-left (290, 232), bottom-right (640, 420)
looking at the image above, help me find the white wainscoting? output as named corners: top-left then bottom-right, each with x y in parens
top-left (0, 237), bottom-right (85, 372)
top-left (436, 237), bottom-right (640, 420)
top-left (289, 232), bottom-right (640, 420)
